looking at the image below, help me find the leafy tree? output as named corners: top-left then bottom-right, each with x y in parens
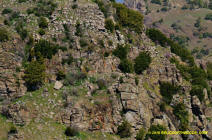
top-left (134, 52), bottom-right (151, 74)
top-left (117, 120), bottom-right (132, 138)
top-left (190, 85), bottom-right (204, 102)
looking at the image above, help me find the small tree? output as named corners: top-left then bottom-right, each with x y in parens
top-left (136, 128), bottom-right (146, 140)
top-left (134, 52), bottom-right (151, 74)
top-left (117, 120), bottom-right (132, 138)
top-left (118, 59), bottom-right (134, 73)
top-left (146, 124), bottom-right (167, 140)
top-left (24, 57), bottom-right (46, 91)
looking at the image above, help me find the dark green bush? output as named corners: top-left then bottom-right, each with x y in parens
top-left (146, 124), bottom-right (167, 140)
top-left (0, 27), bottom-right (9, 42)
top-left (24, 59), bottom-right (46, 91)
top-left (134, 52), bottom-right (151, 74)
top-left (119, 59), bottom-right (134, 73)
top-left (38, 28), bottom-right (45, 36)
top-left (65, 126), bottom-right (79, 137)
top-left (56, 70), bottom-right (66, 80)
top-left (2, 8), bottom-right (13, 14)
top-left (136, 128), bottom-right (146, 140)
top-left (190, 85), bottom-right (204, 102)
top-left (105, 18), bottom-right (115, 32)
top-left (15, 21), bottom-right (28, 40)
top-left (159, 82), bottom-right (180, 104)
top-left (38, 17), bottom-right (48, 28)
top-left (117, 120), bottom-right (132, 138)
top-left (113, 3), bottom-right (144, 33)
top-left (8, 126), bottom-right (18, 134)
top-left (18, 0), bottom-right (27, 3)
top-left (93, 0), bottom-right (110, 17)
top-left (173, 103), bottom-right (189, 131)
top-left (205, 13), bottom-right (212, 21)
top-left (151, 0), bottom-right (161, 5)
top-left (62, 55), bottom-right (74, 65)
top-left (79, 38), bottom-right (88, 47)
top-left (72, 4), bottom-right (78, 9)
top-left (75, 21), bottom-right (83, 37)
top-left (34, 40), bottom-right (58, 59)
top-left (113, 44), bottom-right (129, 60)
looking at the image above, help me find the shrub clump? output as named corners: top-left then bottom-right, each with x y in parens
top-left (105, 18), bottom-right (115, 33)
top-left (159, 82), bottom-right (180, 104)
top-left (65, 126), bottom-right (79, 137)
top-left (146, 124), bottom-right (167, 140)
top-left (64, 72), bottom-right (87, 86)
top-left (38, 17), bottom-right (48, 29)
top-left (117, 120), bottom-right (132, 138)
top-left (0, 27), bottom-right (9, 42)
top-left (190, 85), bottom-right (204, 102)
top-left (97, 79), bottom-right (107, 90)
top-left (118, 59), bottom-right (134, 73)
top-left (134, 52), bottom-right (151, 74)
top-left (8, 126), bottom-right (18, 135)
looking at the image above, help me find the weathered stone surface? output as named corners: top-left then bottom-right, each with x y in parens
top-left (54, 81), bottom-right (63, 90)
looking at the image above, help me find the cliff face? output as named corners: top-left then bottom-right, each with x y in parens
top-left (0, 0), bottom-right (212, 140)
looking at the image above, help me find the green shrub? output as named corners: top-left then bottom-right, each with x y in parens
top-left (190, 85), bottom-right (204, 102)
top-left (117, 120), bottom-right (132, 138)
top-left (135, 77), bottom-right (139, 85)
top-left (113, 44), bottom-right (129, 60)
top-left (56, 70), bottom-right (66, 80)
top-left (205, 13), bottom-right (212, 21)
top-left (0, 27), bottom-right (9, 42)
top-left (18, 0), bottom-right (27, 3)
top-left (38, 17), bottom-right (48, 28)
top-left (105, 18), bottom-right (115, 32)
top-left (34, 39), bottom-right (58, 59)
top-left (93, 0), bottom-right (110, 17)
top-left (173, 103), bottom-right (189, 131)
top-left (8, 126), bottom-right (18, 134)
top-left (65, 126), bottom-right (79, 137)
top-left (72, 4), bottom-right (78, 9)
top-left (79, 38), bottom-right (88, 47)
top-left (24, 58), bottom-right (46, 91)
top-left (136, 128), bottom-right (146, 140)
top-left (159, 82), bottom-right (180, 104)
top-left (151, 0), bottom-right (161, 5)
top-left (134, 52), bottom-right (151, 74)
top-left (113, 3), bottom-right (144, 33)
top-left (15, 21), bottom-right (28, 40)
top-left (146, 124), bottom-right (167, 140)
top-left (38, 28), bottom-right (45, 35)
top-left (75, 21), bottom-right (83, 37)
top-left (2, 8), bottom-right (13, 14)
top-left (119, 59), bottom-right (134, 73)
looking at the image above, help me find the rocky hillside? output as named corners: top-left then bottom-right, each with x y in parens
top-left (0, 0), bottom-right (212, 140)
top-left (124, 0), bottom-right (212, 62)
